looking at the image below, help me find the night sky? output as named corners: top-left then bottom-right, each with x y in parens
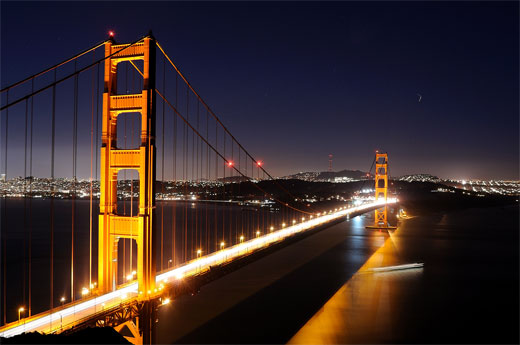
top-left (1, 1), bottom-right (518, 180)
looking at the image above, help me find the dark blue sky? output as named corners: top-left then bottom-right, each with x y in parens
top-left (1, 1), bottom-right (518, 180)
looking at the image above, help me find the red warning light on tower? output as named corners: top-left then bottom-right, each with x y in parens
top-left (256, 161), bottom-right (263, 167)
top-left (227, 161), bottom-right (234, 167)
top-left (108, 31), bottom-right (115, 37)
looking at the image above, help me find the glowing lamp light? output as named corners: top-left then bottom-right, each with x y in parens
top-left (256, 231), bottom-right (260, 237)
top-left (270, 226), bottom-right (274, 231)
top-left (162, 298), bottom-right (171, 305)
top-left (18, 307), bottom-right (24, 313)
top-left (227, 161), bottom-right (234, 167)
top-left (240, 235), bottom-right (244, 242)
top-left (282, 223), bottom-right (286, 228)
top-left (108, 30), bottom-right (115, 37)
top-left (292, 220), bottom-right (296, 224)
top-left (60, 297), bottom-right (66, 303)
top-left (256, 161), bottom-right (263, 167)
top-left (220, 241), bottom-right (225, 248)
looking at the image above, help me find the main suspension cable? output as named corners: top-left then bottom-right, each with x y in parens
top-left (155, 89), bottom-right (313, 215)
top-left (0, 39), bottom-right (108, 93)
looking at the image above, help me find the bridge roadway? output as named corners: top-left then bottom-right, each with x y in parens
top-left (0, 199), bottom-right (397, 338)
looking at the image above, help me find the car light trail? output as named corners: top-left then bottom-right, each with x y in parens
top-left (0, 198), bottom-right (396, 338)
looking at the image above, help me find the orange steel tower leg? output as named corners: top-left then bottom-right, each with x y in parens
top-left (98, 36), bottom-right (156, 298)
top-left (374, 153), bottom-right (388, 227)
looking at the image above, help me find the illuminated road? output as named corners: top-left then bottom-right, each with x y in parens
top-left (0, 199), bottom-right (396, 338)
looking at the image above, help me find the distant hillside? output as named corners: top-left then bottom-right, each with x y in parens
top-left (217, 176), bottom-right (249, 183)
top-left (283, 169), bottom-right (370, 182)
top-left (398, 174), bottom-right (442, 183)
top-left (316, 169), bottom-right (370, 180)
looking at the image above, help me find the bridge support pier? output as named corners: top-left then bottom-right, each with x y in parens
top-left (140, 300), bottom-right (157, 345)
top-left (89, 299), bottom-right (158, 345)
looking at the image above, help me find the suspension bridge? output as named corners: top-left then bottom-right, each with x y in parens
top-left (0, 33), bottom-right (397, 343)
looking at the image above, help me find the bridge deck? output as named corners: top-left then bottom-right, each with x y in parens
top-left (0, 199), bottom-right (396, 338)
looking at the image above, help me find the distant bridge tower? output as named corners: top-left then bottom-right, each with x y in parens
top-left (374, 153), bottom-right (388, 226)
top-left (98, 36), bottom-right (156, 297)
top-left (366, 152), bottom-right (396, 230)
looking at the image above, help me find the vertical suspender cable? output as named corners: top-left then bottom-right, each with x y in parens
top-left (50, 69), bottom-right (56, 328)
top-left (229, 140), bottom-right (232, 244)
top-left (206, 109), bottom-right (209, 255)
top-left (161, 57), bottom-right (165, 271)
top-left (71, 61), bottom-right (79, 302)
top-left (130, 64), bottom-right (135, 272)
top-left (184, 87), bottom-right (187, 261)
top-left (93, 62), bottom-right (100, 286)
top-left (130, 65), bottom-right (135, 272)
top-left (2, 90), bottom-right (8, 325)
top-left (190, 96), bottom-right (194, 257)
top-left (89, 53), bottom-right (95, 289)
top-left (29, 79), bottom-right (34, 316)
top-left (22, 100), bottom-right (28, 307)
top-left (196, 102), bottom-right (199, 251)
top-left (172, 71), bottom-right (178, 267)
top-left (222, 133), bottom-right (226, 246)
top-left (23, 97), bottom-right (28, 310)
top-left (214, 121), bottom-right (218, 252)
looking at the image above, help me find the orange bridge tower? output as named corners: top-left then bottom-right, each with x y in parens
top-left (366, 152), bottom-right (396, 230)
top-left (98, 35), bottom-right (156, 297)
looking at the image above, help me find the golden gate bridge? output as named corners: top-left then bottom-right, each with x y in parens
top-left (0, 32), bottom-right (396, 343)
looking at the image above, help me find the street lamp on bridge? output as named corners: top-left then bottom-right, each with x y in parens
top-left (18, 307), bottom-right (25, 323)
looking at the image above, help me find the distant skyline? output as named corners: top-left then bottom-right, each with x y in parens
top-left (1, 2), bottom-right (518, 180)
